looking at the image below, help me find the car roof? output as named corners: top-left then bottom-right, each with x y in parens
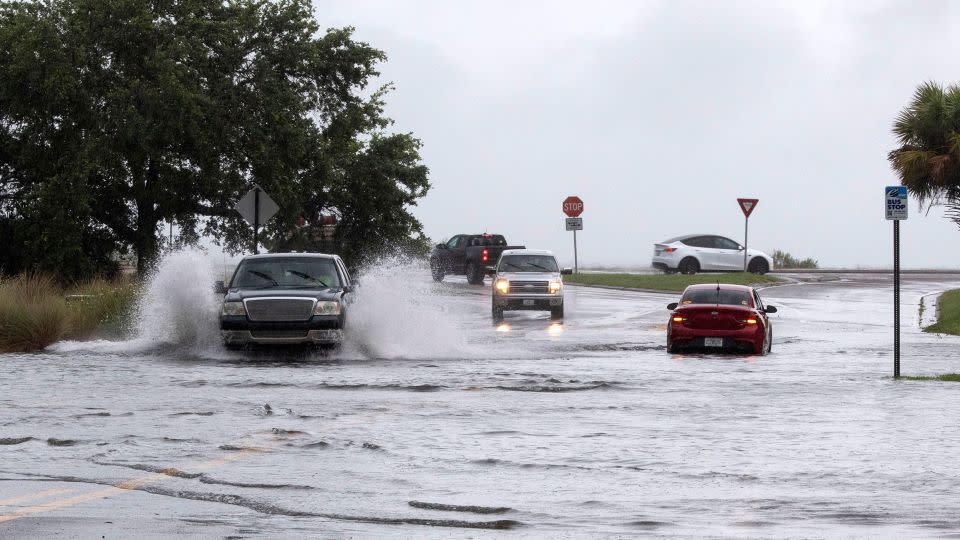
top-left (683, 283), bottom-right (754, 293)
top-left (239, 252), bottom-right (339, 261)
top-left (662, 234), bottom-right (716, 243)
top-left (501, 249), bottom-right (554, 256)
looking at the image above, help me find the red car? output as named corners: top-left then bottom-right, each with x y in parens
top-left (666, 284), bottom-right (776, 354)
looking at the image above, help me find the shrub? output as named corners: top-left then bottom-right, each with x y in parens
top-left (64, 278), bottom-right (139, 339)
top-left (772, 249), bottom-right (818, 269)
top-left (0, 275), bottom-right (69, 352)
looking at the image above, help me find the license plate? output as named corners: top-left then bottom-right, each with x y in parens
top-left (704, 337), bottom-right (723, 347)
top-left (523, 299), bottom-right (535, 306)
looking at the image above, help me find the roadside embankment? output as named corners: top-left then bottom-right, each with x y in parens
top-left (0, 275), bottom-right (139, 353)
top-left (564, 272), bottom-right (781, 293)
top-left (924, 288), bottom-right (960, 336)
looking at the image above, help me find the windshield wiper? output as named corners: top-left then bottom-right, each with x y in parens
top-left (502, 262), bottom-right (524, 270)
top-left (287, 270), bottom-right (329, 287)
top-left (528, 263), bottom-right (553, 272)
top-left (247, 270), bottom-right (278, 286)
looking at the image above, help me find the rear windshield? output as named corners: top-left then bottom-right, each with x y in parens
top-left (681, 288), bottom-right (753, 307)
top-left (498, 255), bottom-right (559, 273)
top-left (469, 235), bottom-right (507, 246)
top-left (231, 257), bottom-right (342, 289)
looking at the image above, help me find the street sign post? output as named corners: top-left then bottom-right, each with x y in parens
top-left (886, 185), bottom-right (908, 378)
top-left (235, 186), bottom-right (279, 254)
top-left (563, 196), bottom-right (584, 273)
top-left (737, 198), bottom-right (759, 272)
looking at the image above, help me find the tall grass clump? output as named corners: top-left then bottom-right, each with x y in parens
top-left (0, 275), bottom-right (69, 352)
top-left (64, 278), bottom-right (139, 339)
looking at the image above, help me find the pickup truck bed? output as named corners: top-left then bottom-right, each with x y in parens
top-left (430, 234), bottom-right (524, 284)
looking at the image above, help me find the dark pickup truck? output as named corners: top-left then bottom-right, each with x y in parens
top-left (216, 253), bottom-right (353, 348)
top-left (430, 234), bottom-right (524, 285)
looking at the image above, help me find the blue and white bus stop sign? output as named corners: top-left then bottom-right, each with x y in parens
top-left (885, 186), bottom-right (908, 220)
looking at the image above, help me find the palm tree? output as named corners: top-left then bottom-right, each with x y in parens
top-left (888, 81), bottom-right (960, 227)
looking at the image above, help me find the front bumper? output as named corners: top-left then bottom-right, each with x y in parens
top-left (493, 294), bottom-right (563, 311)
top-left (220, 315), bottom-right (344, 345)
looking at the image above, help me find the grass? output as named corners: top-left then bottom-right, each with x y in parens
top-left (564, 272), bottom-right (782, 292)
top-left (0, 274), bottom-right (139, 353)
top-left (924, 288), bottom-right (960, 336)
top-left (902, 374), bottom-right (960, 382)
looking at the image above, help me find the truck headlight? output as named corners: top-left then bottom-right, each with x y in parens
top-left (221, 301), bottom-right (246, 316)
top-left (495, 279), bottom-right (509, 294)
top-left (313, 301), bottom-right (341, 316)
top-left (549, 280), bottom-right (562, 294)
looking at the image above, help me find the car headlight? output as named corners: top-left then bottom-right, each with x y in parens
top-left (495, 279), bottom-right (509, 294)
top-left (221, 301), bottom-right (246, 316)
top-left (549, 280), bottom-right (562, 294)
top-left (313, 301), bottom-right (341, 316)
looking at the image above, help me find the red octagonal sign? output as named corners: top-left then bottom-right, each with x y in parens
top-left (563, 196), bottom-right (584, 217)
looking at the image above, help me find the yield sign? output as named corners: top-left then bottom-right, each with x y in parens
top-left (737, 198), bottom-right (759, 218)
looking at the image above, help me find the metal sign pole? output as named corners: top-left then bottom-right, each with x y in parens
top-left (573, 229), bottom-right (578, 274)
top-left (253, 187), bottom-right (260, 255)
top-left (894, 219), bottom-right (900, 378)
top-left (743, 216), bottom-right (749, 272)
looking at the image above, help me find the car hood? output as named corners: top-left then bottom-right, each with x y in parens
top-left (225, 288), bottom-right (344, 302)
top-left (495, 271), bottom-right (560, 281)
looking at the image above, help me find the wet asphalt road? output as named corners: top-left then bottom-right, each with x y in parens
top-left (2, 268), bottom-right (960, 538)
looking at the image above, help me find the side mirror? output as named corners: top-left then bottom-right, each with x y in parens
top-left (561, 268), bottom-right (573, 275)
top-left (342, 285), bottom-right (354, 293)
top-left (485, 265), bottom-right (496, 274)
top-left (667, 302), bottom-right (678, 310)
top-left (738, 246), bottom-right (745, 251)
top-left (765, 305), bottom-right (778, 314)
top-left (436, 244), bottom-right (447, 250)
top-left (214, 280), bottom-right (228, 294)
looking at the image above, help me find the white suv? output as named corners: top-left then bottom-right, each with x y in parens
top-left (491, 249), bottom-right (572, 320)
top-left (652, 234), bottom-right (773, 274)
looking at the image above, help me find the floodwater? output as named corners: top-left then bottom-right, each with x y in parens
top-left (2, 252), bottom-right (960, 538)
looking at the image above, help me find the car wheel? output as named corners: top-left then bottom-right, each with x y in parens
top-left (767, 328), bottom-right (773, 353)
top-left (466, 262), bottom-right (483, 285)
top-left (550, 305), bottom-right (564, 320)
top-left (679, 257), bottom-right (700, 275)
top-left (667, 340), bottom-right (679, 354)
top-left (430, 259), bottom-right (444, 282)
top-left (748, 258), bottom-right (769, 274)
top-left (492, 305), bottom-right (504, 321)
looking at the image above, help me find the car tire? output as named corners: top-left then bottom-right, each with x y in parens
top-left (667, 341), bottom-right (679, 354)
top-left (767, 328), bottom-right (773, 353)
top-left (466, 262), bottom-right (482, 285)
top-left (430, 259), bottom-right (444, 282)
top-left (550, 305), bottom-right (564, 320)
top-left (492, 305), bottom-right (504, 321)
top-left (748, 258), bottom-right (769, 275)
top-left (223, 342), bottom-right (243, 351)
top-left (679, 257), bottom-right (700, 275)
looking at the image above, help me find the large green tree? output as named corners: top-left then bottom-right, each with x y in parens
top-left (0, 0), bottom-right (429, 280)
top-left (889, 81), bottom-right (960, 227)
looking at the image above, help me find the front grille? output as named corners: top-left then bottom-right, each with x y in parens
top-left (509, 281), bottom-right (549, 294)
top-left (250, 330), bottom-right (310, 339)
top-left (244, 298), bottom-right (315, 322)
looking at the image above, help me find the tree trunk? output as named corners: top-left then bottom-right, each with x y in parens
top-left (134, 159), bottom-right (160, 276)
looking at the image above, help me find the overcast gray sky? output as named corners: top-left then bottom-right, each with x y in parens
top-left (314, 0), bottom-right (960, 268)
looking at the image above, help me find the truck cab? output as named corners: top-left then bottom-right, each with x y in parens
top-left (490, 249), bottom-right (572, 321)
top-left (217, 253), bottom-right (352, 348)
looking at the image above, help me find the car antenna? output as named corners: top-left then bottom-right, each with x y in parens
top-left (716, 281), bottom-right (720, 307)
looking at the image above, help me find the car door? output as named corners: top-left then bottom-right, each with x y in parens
top-left (687, 236), bottom-right (725, 270)
top-left (713, 236), bottom-right (745, 271)
top-left (450, 235), bottom-right (470, 273)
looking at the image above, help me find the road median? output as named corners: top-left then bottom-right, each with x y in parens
top-left (924, 288), bottom-right (960, 336)
top-left (564, 272), bottom-right (782, 293)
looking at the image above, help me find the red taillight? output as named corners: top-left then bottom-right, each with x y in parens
top-left (740, 318), bottom-right (758, 325)
top-left (664, 247), bottom-right (677, 253)
top-left (672, 315), bottom-right (685, 323)
top-left (482, 248), bottom-right (489, 262)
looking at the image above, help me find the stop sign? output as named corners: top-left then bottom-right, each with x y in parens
top-left (563, 196), bottom-right (584, 217)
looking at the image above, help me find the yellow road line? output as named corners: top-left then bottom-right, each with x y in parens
top-left (0, 489), bottom-right (76, 507)
top-left (0, 435), bottom-right (287, 524)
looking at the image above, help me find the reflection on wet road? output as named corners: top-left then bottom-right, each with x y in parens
top-left (2, 268), bottom-right (960, 537)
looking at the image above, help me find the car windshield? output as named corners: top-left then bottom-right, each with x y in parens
top-left (681, 288), bottom-right (753, 307)
top-left (230, 257), bottom-right (341, 289)
top-left (499, 255), bottom-right (559, 272)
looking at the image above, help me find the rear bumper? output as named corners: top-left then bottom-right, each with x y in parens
top-left (651, 255), bottom-right (679, 271)
top-left (220, 315), bottom-right (344, 345)
top-left (669, 324), bottom-right (763, 352)
top-left (493, 294), bottom-right (563, 311)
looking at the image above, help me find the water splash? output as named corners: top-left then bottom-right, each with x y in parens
top-left (345, 256), bottom-right (470, 359)
top-left (50, 248), bottom-right (224, 354)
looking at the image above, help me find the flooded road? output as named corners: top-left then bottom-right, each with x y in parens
top-left (3, 263), bottom-right (960, 538)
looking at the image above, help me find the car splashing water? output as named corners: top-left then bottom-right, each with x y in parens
top-left (344, 256), bottom-right (471, 359)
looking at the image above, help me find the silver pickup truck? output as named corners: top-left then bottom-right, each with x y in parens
top-left (490, 249), bottom-right (572, 321)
